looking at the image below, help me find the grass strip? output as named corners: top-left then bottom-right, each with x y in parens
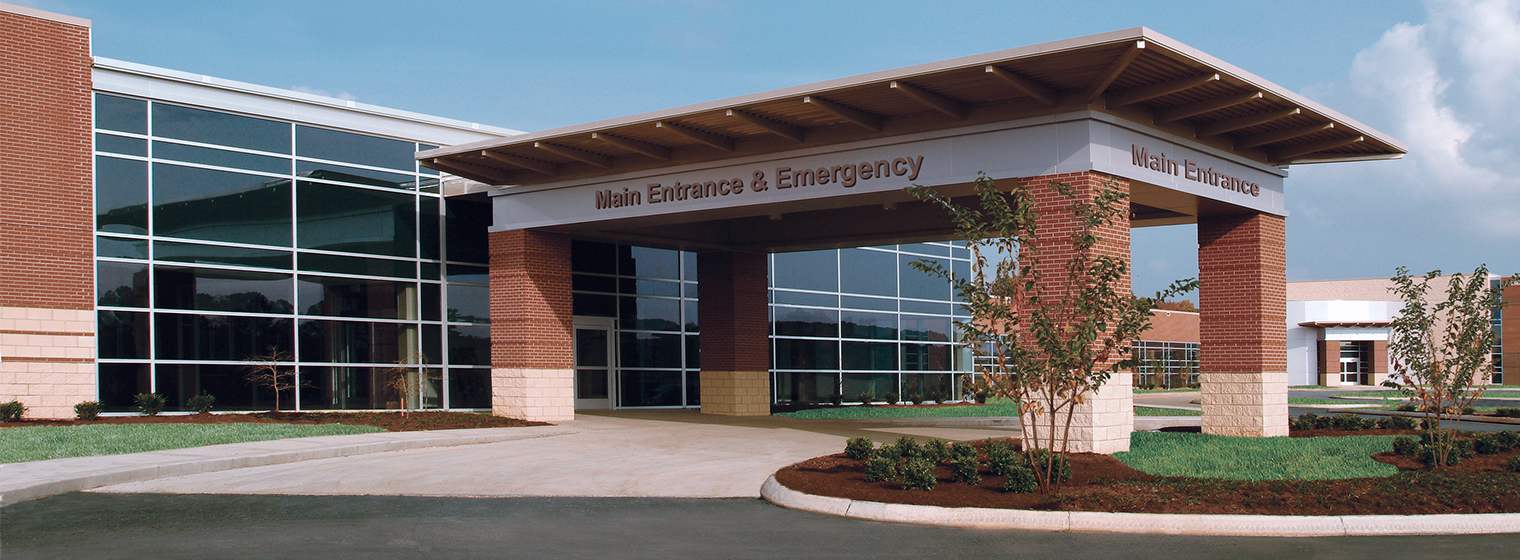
top-left (1114, 431), bottom-right (1399, 481)
top-left (1288, 397), bottom-right (1361, 405)
top-left (776, 401), bottom-right (1021, 419)
top-left (1132, 388), bottom-right (1200, 394)
top-left (1134, 406), bottom-right (1202, 416)
top-left (0, 423), bottom-right (384, 463)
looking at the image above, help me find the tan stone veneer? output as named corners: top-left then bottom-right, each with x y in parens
top-left (0, 307), bottom-right (96, 418)
top-left (700, 370), bottom-right (770, 416)
top-left (1021, 372), bottom-right (1135, 454)
top-left (1200, 371), bottom-right (1289, 437)
top-left (490, 367), bottom-right (575, 422)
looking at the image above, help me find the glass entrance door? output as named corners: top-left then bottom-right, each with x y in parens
top-left (573, 317), bottom-right (615, 409)
top-left (1339, 341), bottom-right (1369, 385)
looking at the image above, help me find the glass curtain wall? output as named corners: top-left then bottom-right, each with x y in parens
top-left (93, 93), bottom-right (491, 412)
top-left (1131, 341), bottom-right (1200, 389)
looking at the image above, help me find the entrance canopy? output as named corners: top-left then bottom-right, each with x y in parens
top-left (419, 28), bottom-right (1404, 253)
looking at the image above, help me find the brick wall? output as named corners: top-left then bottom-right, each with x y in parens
top-left (487, 229), bottom-right (574, 421)
top-left (0, 7), bottom-right (96, 418)
top-left (1505, 283), bottom-right (1519, 382)
top-left (1197, 212), bottom-right (1288, 437)
top-left (697, 251), bottom-right (770, 415)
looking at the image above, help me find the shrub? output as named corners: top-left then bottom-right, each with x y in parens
top-left (900, 457), bottom-right (937, 490)
top-left (1396, 403), bottom-right (1417, 412)
top-left (844, 437), bottom-right (874, 460)
top-left (886, 435), bottom-right (920, 459)
top-left (1461, 407), bottom-right (1475, 416)
top-left (1002, 461), bottom-right (1038, 493)
top-left (1454, 437), bottom-right (1475, 459)
top-left (1313, 415), bottom-right (1334, 430)
top-left (1027, 449), bottom-right (1073, 483)
top-left (1509, 456), bottom-right (1520, 474)
top-left (1496, 407), bottom-right (1520, 418)
top-left (1474, 433), bottom-right (1506, 455)
top-left (1331, 413), bottom-right (1373, 431)
top-left (923, 438), bottom-right (951, 464)
top-left (1496, 430), bottom-right (1520, 450)
top-left (1380, 416), bottom-right (1417, 430)
top-left (907, 392), bottom-right (924, 405)
top-left (864, 453), bottom-right (899, 482)
top-left (1292, 413), bottom-right (1319, 431)
top-left (1417, 445), bottom-right (1453, 467)
top-left (134, 393), bottom-right (166, 416)
top-left (882, 392), bottom-right (900, 405)
top-left (950, 443), bottom-right (981, 485)
top-left (186, 394), bottom-right (216, 414)
top-left (74, 401), bottom-right (102, 421)
top-left (1392, 436), bottom-right (1420, 456)
top-left (0, 400), bottom-right (27, 422)
top-left (986, 440), bottom-right (1020, 477)
top-left (931, 391), bottom-right (947, 404)
top-left (857, 391), bottom-right (875, 405)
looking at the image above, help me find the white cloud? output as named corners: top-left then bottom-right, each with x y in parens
top-left (289, 85), bottom-right (358, 102)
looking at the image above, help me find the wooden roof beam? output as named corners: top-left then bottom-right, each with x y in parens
top-left (1082, 40), bottom-right (1144, 103)
top-left (726, 109), bottom-right (805, 143)
top-left (889, 81), bottom-right (967, 120)
top-left (803, 95), bottom-right (882, 132)
top-left (984, 65), bottom-right (1058, 106)
top-left (1236, 122), bottom-right (1335, 149)
top-left (591, 132), bottom-right (671, 161)
top-left (1269, 135), bottom-right (1364, 163)
top-left (1155, 91), bottom-right (1262, 124)
top-left (534, 141), bottom-right (613, 169)
top-left (655, 121), bottom-right (736, 152)
top-left (1107, 73), bottom-right (1220, 108)
top-left (1195, 107), bottom-right (1300, 137)
top-left (427, 157), bottom-right (514, 185)
top-left (480, 149), bottom-right (559, 176)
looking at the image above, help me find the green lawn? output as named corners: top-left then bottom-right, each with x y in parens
top-left (1114, 431), bottom-right (1400, 480)
top-left (776, 400), bottom-right (1021, 419)
top-left (1132, 387), bottom-right (1200, 394)
top-left (1134, 406), bottom-right (1202, 416)
top-left (1288, 397), bottom-right (1360, 405)
top-left (0, 423), bottom-right (384, 463)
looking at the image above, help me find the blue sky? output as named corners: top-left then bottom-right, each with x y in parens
top-left (25, 0), bottom-right (1519, 297)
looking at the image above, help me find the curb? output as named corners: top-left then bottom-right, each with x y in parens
top-left (760, 476), bottom-right (1520, 536)
top-left (0, 426), bottom-right (575, 506)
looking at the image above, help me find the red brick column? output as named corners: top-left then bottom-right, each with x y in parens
top-left (697, 251), bottom-right (770, 416)
top-left (1022, 171), bottom-right (1133, 454)
top-left (0, 6), bottom-right (96, 419)
top-left (1197, 212), bottom-right (1288, 437)
top-left (488, 229), bottom-right (574, 421)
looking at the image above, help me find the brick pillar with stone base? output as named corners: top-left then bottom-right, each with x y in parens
top-left (488, 229), bottom-right (575, 422)
top-left (1020, 171), bottom-right (1134, 454)
top-left (1198, 213), bottom-right (1289, 437)
top-left (697, 251), bottom-right (770, 416)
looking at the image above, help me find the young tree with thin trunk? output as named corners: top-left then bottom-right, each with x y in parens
top-left (1385, 265), bottom-right (1514, 467)
top-left (243, 347), bottom-right (306, 412)
top-left (383, 351), bottom-right (438, 417)
top-left (908, 174), bottom-right (1194, 492)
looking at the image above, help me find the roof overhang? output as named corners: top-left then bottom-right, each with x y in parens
top-left (1299, 321), bottom-right (1395, 328)
top-left (419, 27), bottom-right (1405, 188)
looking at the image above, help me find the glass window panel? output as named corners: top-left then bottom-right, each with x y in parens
top-left (899, 243), bottom-right (948, 257)
top-left (154, 313), bottom-right (293, 361)
top-left (446, 265), bottom-right (488, 285)
top-left (841, 311), bottom-right (896, 340)
top-left (575, 329), bottom-right (609, 367)
top-left (774, 338), bottom-right (838, 370)
top-left (153, 103), bottom-right (290, 154)
top-left (98, 311), bottom-right (149, 360)
top-left (901, 255), bottom-right (950, 301)
top-left (572, 293), bottom-right (617, 317)
top-left (156, 241), bottom-right (290, 270)
top-left (685, 334), bottom-right (700, 368)
top-left (96, 94), bottom-right (146, 134)
top-left (621, 246), bottom-right (679, 279)
top-left (96, 133), bottom-right (146, 156)
top-left (772, 290), bottom-right (837, 307)
top-left (684, 301), bottom-right (699, 332)
top-left (633, 279), bottom-right (679, 297)
top-left (684, 282), bottom-right (699, 299)
top-left (153, 141), bottom-right (289, 175)
top-left (902, 300), bottom-right (952, 315)
top-left (296, 125), bottom-right (416, 172)
top-left (773, 306), bottom-right (838, 338)
top-left (619, 332), bottom-right (681, 368)
top-left (448, 368), bottom-right (491, 408)
top-left (152, 163), bottom-right (292, 246)
top-left (423, 324), bottom-right (442, 363)
top-left (840, 248), bottom-right (896, 296)
top-left (298, 366), bottom-right (391, 410)
top-left (686, 369), bottom-right (700, 406)
top-left (297, 252), bottom-right (414, 278)
top-left (619, 297), bottom-right (681, 331)
top-left (618, 369), bottom-right (683, 407)
top-left (843, 341), bottom-right (897, 370)
top-left (447, 325), bottom-right (490, 366)
top-left (421, 283), bottom-right (441, 321)
top-left (157, 364), bottom-right (277, 411)
top-left (155, 266), bottom-right (294, 314)
top-left (572, 274), bottom-right (617, 293)
top-left (298, 275), bottom-right (413, 319)
top-left (97, 156), bottom-right (147, 234)
top-left (297, 319), bottom-right (408, 364)
top-left (421, 262), bottom-right (440, 281)
top-left (97, 236), bottom-right (147, 259)
top-left (97, 260), bottom-right (148, 308)
top-left (447, 284), bottom-right (490, 324)
top-left (577, 369), bottom-right (609, 400)
top-left (841, 373), bottom-right (897, 401)
top-left (98, 362), bottom-right (151, 411)
top-left (952, 259), bottom-right (970, 284)
top-left (444, 197), bottom-right (491, 264)
top-left (419, 196), bottom-right (440, 260)
top-left (901, 315), bottom-right (951, 342)
top-left (774, 372), bottom-right (838, 404)
top-left (773, 250), bottom-right (838, 291)
top-left (570, 240), bottom-right (616, 274)
top-left (841, 295), bottom-right (896, 311)
top-left (682, 251), bottom-right (697, 281)
top-left (297, 181), bottom-right (415, 257)
top-left (297, 160), bottom-right (417, 190)
top-left (902, 343), bottom-right (952, 371)
top-left (902, 373), bottom-right (952, 397)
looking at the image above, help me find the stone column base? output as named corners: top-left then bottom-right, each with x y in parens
top-left (0, 306), bottom-right (96, 419)
top-left (1200, 371), bottom-right (1289, 437)
top-left (1021, 372), bottom-right (1134, 454)
top-left (491, 367), bottom-right (574, 422)
top-left (700, 370), bottom-right (770, 416)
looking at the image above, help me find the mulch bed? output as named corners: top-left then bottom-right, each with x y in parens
top-left (1, 411), bottom-right (547, 432)
top-left (774, 431), bottom-right (1520, 515)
